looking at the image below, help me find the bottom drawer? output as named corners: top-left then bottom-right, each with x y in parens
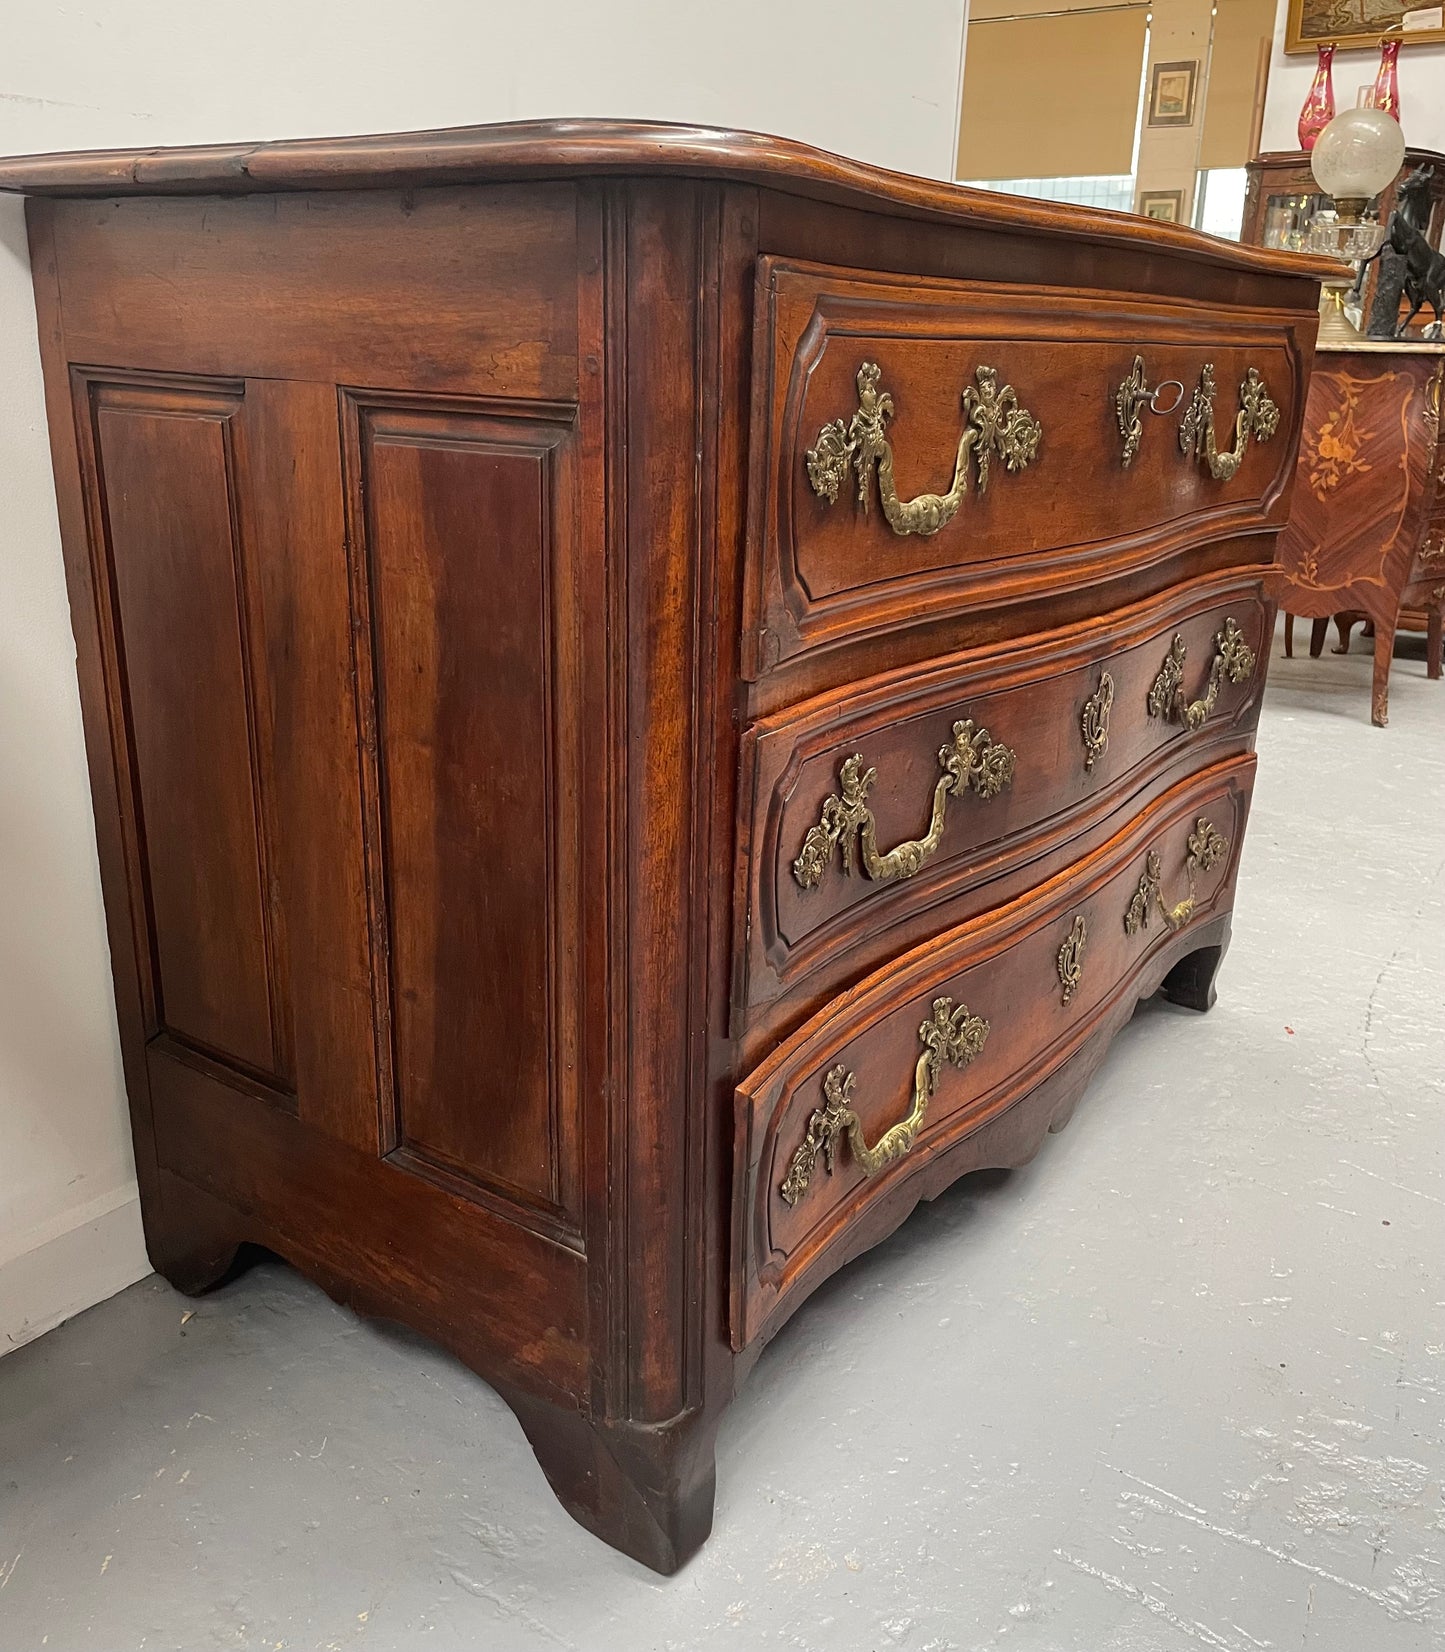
top-left (731, 755), bottom-right (1254, 1352)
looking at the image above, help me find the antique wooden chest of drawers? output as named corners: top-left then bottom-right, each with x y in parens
top-left (0, 122), bottom-right (1326, 1572)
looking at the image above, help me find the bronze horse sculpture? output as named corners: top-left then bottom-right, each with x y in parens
top-left (1352, 166), bottom-right (1444, 339)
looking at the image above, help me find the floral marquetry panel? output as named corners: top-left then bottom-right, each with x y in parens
top-left (1277, 357), bottom-right (1441, 615)
top-left (1275, 346), bottom-right (1445, 724)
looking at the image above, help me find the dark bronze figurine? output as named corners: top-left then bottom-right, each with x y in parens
top-left (1353, 166), bottom-right (1444, 340)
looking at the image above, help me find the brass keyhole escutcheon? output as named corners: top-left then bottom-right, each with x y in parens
top-left (1057, 914), bottom-right (1088, 1005)
top-left (1081, 670), bottom-right (1115, 771)
top-left (1114, 355), bottom-right (1185, 468)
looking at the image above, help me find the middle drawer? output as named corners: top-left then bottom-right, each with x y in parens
top-left (737, 570), bottom-right (1269, 1036)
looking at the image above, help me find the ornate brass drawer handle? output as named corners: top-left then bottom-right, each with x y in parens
top-left (1124, 817), bottom-right (1229, 935)
top-left (1114, 355), bottom-right (1185, 468)
top-left (1057, 914), bottom-right (1088, 1005)
top-left (1080, 670), bottom-right (1115, 771)
top-left (779, 997), bottom-right (990, 1206)
top-left (1178, 364), bottom-right (1280, 481)
top-left (806, 361), bottom-right (1042, 537)
top-left (793, 718), bottom-right (1017, 892)
top-left (1147, 617), bottom-right (1256, 733)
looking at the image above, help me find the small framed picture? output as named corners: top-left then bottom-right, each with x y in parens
top-left (1148, 60), bottom-right (1199, 126)
top-left (1139, 189), bottom-right (1185, 223)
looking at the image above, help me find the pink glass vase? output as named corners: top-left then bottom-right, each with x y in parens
top-left (1372, 37), bottom-right (1402, 122)
top-left (1298, 43), bottom-right (1336, 150)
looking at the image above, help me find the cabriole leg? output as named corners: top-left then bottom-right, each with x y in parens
top-left (1371, 612), bottom-right (1396, 726)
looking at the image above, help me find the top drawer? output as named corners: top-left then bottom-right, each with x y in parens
top-left (743, 258), bottom-right (1312, 676)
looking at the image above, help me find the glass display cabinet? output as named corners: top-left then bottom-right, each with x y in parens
top-left (1243, 147), bottom-right (1445, 250)
top-left (1243, 147), bottom-right (1445, 323)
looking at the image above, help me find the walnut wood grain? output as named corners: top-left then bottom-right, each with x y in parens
top-left (0, 119), bottom-right (1337, 285)
top-left (353, 399), bottom-right (580, 1227)
top-left (15, 120), bottom-right (1320, 1574)
top-left (79, 378), bottom-right (287, 1083)
top-left (738, 571), bottom-right (1270, 1045)
top-left (735, 757), bottom-right (1253, 1351)
top-left (745, 260), bottom-right (1308, 674)
top-left (46, 186), bottom-right (581, 399)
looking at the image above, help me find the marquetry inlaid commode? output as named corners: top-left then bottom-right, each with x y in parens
top-left (0, 122), bottom-right (1327, 1573)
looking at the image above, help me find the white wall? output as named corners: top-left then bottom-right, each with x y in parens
top-left (0, 208), bottom-right (147, 1352)
top-left (1, 1), bottom-right (968, 166)
top-left (0, 1), bottom-right (969, 1352)
top-left (1260, 0), bottom-right (1445, 151)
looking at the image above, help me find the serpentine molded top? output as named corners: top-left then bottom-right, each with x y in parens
top-left (0, 117), bottom-right (1335, 283)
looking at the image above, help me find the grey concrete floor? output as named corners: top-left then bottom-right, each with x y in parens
top-left (2, 624), bottom-right (1442, 1652)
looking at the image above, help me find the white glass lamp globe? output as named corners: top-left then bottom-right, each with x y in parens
top-left (1310, 108), bottom-right (1407, 217)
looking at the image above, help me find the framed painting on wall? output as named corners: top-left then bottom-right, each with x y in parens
top-left (1284, 1), bottom-right (1445, 53)
top-left (1139, 189), bottom-right (1185, 222)
top-left (1147, 60), bottom-right (1199, 126)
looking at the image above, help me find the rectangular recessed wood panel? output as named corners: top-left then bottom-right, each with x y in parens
top-left (91, 383), bottom-right (285, 1081)
top-left (355, 401), bottom-right (573, 1224)
top-left (239, 378), bottom-right (381, 1151)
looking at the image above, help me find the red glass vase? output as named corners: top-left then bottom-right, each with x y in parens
top-left (1298, 43), bottom-right (1336, 150)
top-left (1372, 37), bottom-right (1402, 122)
